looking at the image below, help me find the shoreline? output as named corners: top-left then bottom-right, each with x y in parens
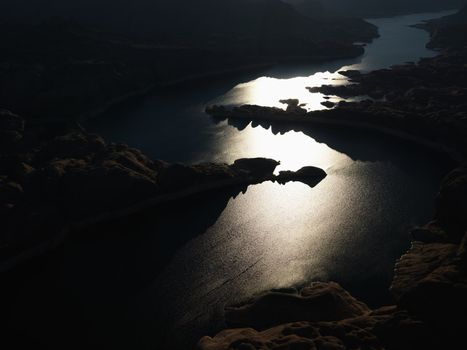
top-left (208, 107), bottom-right (464, 164)
top-left (0, 159), bottom-right (325, 274)
top-left (75, 51), bottom-right (369, 124)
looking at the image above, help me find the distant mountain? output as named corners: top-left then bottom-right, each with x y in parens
top-left (322, 0), bottom-right (465, 17)
top-left (0, 0), bottom-right (379, 119)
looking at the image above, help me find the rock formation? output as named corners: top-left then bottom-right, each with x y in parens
top-left (0, 111), bottom-right (326, 271)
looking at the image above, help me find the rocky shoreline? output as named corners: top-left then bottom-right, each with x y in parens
top-left (0, 110), bottom-right (327, 272)
top-left (198, 163), bottom-right (467, 349)
top-left (206, 46), bottom-right (467, 163)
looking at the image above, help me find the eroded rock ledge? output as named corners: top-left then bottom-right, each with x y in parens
top-left (0, 110), bottom-right (326, 271)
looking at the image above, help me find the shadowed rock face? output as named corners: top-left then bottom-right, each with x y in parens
top-left (225, 282), bottom-right (370, 330)
top-left (435, 166), bottom-right (467, 240)
top-left (199, 319), bottom-right (384, 350)
top-left (0, 109), bottom-right (24, 149)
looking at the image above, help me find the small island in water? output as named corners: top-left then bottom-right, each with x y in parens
top-left (1, 1), bottom-right (467, 349)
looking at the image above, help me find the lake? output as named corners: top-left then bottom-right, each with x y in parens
top-left (8, 11), bottom-right (456, 350)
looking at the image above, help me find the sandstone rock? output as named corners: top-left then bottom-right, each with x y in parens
top-left (391, 241), bottom-right (467, 333)
top-left (410, 221), bottom-right (449, 243)
top-left (36, 132), bottom-right (106, 162)
top-left (231, 158), bottom-right (279, 178)
top-left (198, 319), bottom-right (383, 350)
top-left (225, 282), bottom-right (370, 330)
top-left (390, 241), bottom-right (458, 301)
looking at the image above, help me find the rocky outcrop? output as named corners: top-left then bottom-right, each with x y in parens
top-left (199, 319), bottom-right (384, 350)
top-left (0, 111), bottom-right (327, 270)
top-left (225, 282), bottom-right (370, 330)
top-left (277, 166), bottom-right (327, 187)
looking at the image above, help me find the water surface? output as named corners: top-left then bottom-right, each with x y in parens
top-left (23, 11), bottom-right (456, 349)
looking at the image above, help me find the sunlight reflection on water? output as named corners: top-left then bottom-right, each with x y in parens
top-left (83, 11), bottom-right (457, 348)
top-left (210, 11), bottom-right (456, 112)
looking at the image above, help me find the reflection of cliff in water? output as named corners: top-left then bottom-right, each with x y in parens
top-left (219, 116), bottom-right (455, 168)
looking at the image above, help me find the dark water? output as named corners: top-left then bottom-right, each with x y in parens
top-left (4, 11), bottom-right (456, 350)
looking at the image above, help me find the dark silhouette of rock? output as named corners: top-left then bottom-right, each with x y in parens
top-left (277, 166), bottom-right (327, 186)
top-left (225, 282), bottom-right (370, 330)
top-left (231, 158), bottom-right (280, 177)
top-left (0, 110), bottom-right (326, 272)
top-left (321, 100), bottom-right (336, 108)
top-left (435, 165), bottom-right (467, 241)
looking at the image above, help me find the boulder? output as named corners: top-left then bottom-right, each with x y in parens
top-left (410, 221), bottom-right (449, 243)
top-left (198, 319), bottom-right (383, 350)
top-left (231, 158), bottom-right (279, 178)
top-left (277, 166), bottom-right (327, 187)
top-left (390, 242), bottom-right (458, 301)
